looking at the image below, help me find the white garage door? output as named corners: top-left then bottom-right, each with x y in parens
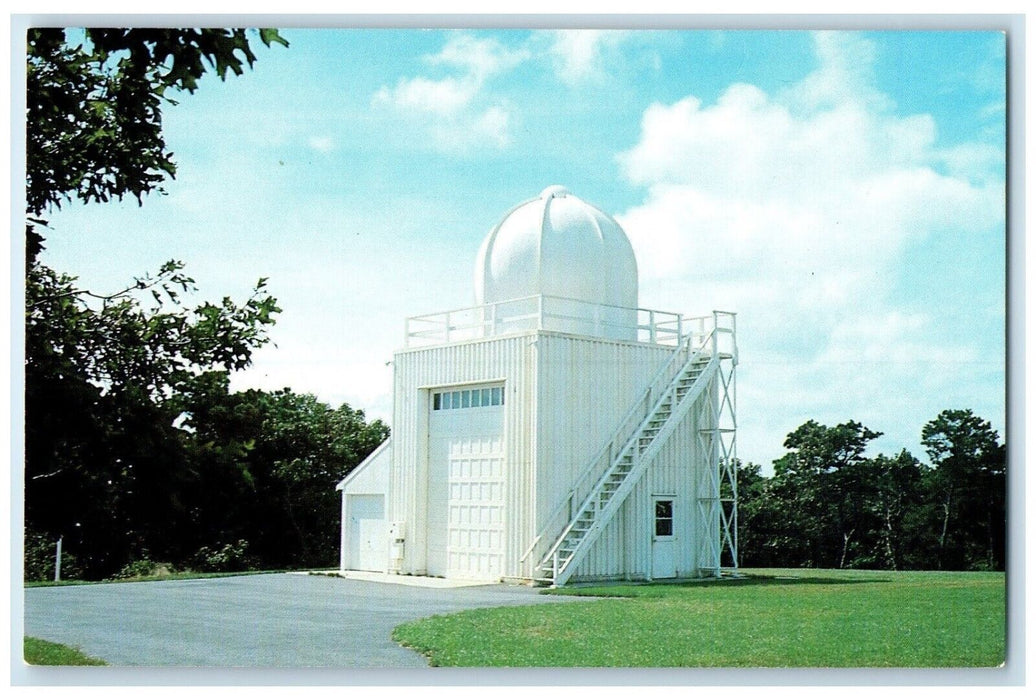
top-left (348, 494), bottom-right (386, 572)
top-left (427, 386), bottom-right (505, 580)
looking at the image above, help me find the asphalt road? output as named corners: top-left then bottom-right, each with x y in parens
top-left (22, 573), bottom-right (580, 668)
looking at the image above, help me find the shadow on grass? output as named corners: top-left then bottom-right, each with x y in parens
top-left (546, 573), bottom-right (893, 596)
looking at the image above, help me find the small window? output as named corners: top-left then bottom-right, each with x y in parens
top-left (432, 386), bottom-right (504, 411)
top-left (655, 499), bottom-right (674, 538)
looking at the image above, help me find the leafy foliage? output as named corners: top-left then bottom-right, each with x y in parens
top-left (25, 27), bottom-right (288, 262)
top-left (112, 558), bottom-right (160, 579)
top-left (22, 27), bottom-right (386, 581)
top-left (921, 409), bottom-right (1006, 570)
top-left (23, 530), bottom-right (82, 582)
top-left (24, 257), bottom-right (387, 578)
top-left (736, 412), bottom-right (1004, 571)
top-left (188, 540), bottom-right (256, 573)
top-left (24, 260), bottom-right (282, 578)
top-left (180, 388), bottom-right (389, 569)
top-left (762, 420), bottom-right (883, 568)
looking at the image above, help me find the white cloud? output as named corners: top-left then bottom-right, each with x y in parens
top-left (788, 31), bottom-right (889, 111)
top-left (373, 33), bottom-right (527, 152)
top-left (543, 30), bottom-right (632, 84)
top-left (428, 33), bottom-right (529, 81)
top-left (616, 31), bottom-right (1005, 468)
top-left (375, 75), bottom-right (475, 117)
top-left (307, 136), bottom-right (335, 153)
top-left (441, 104), bottom-right (513, 150)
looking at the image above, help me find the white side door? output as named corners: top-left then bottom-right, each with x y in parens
top-left (651, 496), bottom-right (677, 579)
top-left (348, 494), bottom-right (386, 572)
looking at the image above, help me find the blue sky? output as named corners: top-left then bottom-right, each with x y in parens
top-left (37, 28), bottom-right (1007, 470)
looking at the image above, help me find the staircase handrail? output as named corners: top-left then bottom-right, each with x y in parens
top-left (524, 314), bottom-right (720, 571)
top-left (537, 349), bottom-right (718, 574)
top-left (545, 353), bottom-right (721, 585)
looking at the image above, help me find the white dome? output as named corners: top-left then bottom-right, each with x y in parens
top-left (475, 186), bottom-right (638, 310)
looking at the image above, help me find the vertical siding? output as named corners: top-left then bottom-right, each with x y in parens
top-left (391, 334), bottom-right (537, 578)
top-left (534, 333), bottom-right (674, 581)
top-left (568, 355), bottom-right (718, 582)
top-left (391, 329), bottom-right (721, 582)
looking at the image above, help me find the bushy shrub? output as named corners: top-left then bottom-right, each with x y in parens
top-left (189, 539), bottom-right (256, 572)
top-left (112, 558), bottom-right (158, 579)
top-left (24, 530), bottom-right (82, 581)
top-left (24, 530), bottom-right (56, 581)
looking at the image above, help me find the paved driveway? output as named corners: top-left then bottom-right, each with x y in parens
top-left (23, 573), bottom-right (582, 667)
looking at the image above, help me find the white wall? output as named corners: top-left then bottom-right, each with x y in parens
top-left (391, 334), bottom-right (536, 578)
top-left (390, 329), bottom-right (720, 582)
top-left (339, 439), bottom-right (391, 572)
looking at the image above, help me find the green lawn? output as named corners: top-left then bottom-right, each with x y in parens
top-left (24, 637), bottom-right (106, 666)
top-left (392, 568), bottom-right (1005, 667)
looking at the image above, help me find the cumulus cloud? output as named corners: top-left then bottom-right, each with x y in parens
top-left (542, 30), bottom-right (633, 84)
top-left (616, 31), bottom-right (1005, 467)
top-left (373, 33), bottom-right (528, 152)
top-left (428, 33), bottom-right (529, 81)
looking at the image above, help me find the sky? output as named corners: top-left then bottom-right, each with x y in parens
top-left (34, 27), bottom-right (1007, 471)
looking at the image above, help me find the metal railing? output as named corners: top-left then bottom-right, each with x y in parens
top-left (522, 310), bottom-right (737, 579)
top-left (404, 295), bottom-right (692, 348)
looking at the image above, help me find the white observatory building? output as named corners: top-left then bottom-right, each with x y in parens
top-left (337, 186), bottom-right (738, 586)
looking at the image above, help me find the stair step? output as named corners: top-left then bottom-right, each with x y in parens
top-left (534, 353), bottom-right (717, 583)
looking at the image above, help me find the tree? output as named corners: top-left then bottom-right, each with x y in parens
top-left (768, 420), bottom-right (882, 568)
top-left (25, 262), bottom-right (280, 577)
top-left (26, 27), bottom-right (288, 262)
top-left (862, 450), bottom-right (926, 570)
top-left (24, 27), bottom-right (289, 578)
top-left (182, 388), bottom-right (389, 569)
top-left (725, 461), bottom-right (771, 567)
top-left (921, 409), bottom-right (1005, 570)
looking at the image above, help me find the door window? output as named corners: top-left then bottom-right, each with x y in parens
top-left (654, 499), bottom-right (674, 538)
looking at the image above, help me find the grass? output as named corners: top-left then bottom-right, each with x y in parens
top-left (24, 637), bottom-right (106, 666)
top-left (391, 568), bottom-right (1005, 667)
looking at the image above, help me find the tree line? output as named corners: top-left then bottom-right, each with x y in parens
top-left (23, 28), bottom-right (394, 581)
top-left (23, 29), bottom-right (1005, 581)
top-left (731, 411), bottom-right (1006, 572)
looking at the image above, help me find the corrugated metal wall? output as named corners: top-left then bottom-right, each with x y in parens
top-left (392, 329), bottom-right (718, 582)
top-left (391, 334), bottom-right (537, 578)
top-left (534, 333), bottom-right (686, 581)
top-left (566, 359), bottom-right (718, 582)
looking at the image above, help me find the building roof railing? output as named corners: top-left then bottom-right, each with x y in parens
top-left (404, 294), bottom-right (729, 350)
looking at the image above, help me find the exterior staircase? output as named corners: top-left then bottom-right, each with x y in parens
top-left (528, 323), bottom-right (726, 587)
